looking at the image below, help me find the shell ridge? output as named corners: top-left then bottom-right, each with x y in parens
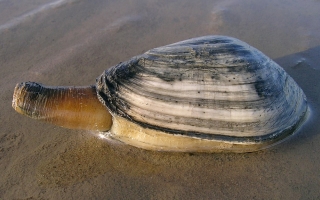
top-left (124, 111), bottom-right (307, 145)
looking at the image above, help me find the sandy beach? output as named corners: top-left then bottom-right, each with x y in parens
top-left (1, 0), bottom-right (320, 199)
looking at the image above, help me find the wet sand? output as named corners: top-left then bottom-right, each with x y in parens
top-left (1, 0), bottom-right (320, 199)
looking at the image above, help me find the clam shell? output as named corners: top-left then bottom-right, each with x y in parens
top-left (96, 35), bottom-right (307, 152)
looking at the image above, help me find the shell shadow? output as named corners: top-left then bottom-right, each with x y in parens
top-left (274, 45), bottom-right (320, 141)
top-left (274, 45), bottom-right (320, 110)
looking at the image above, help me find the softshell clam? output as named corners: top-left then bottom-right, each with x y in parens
top-left (12, 35), bottom-right (308, 152)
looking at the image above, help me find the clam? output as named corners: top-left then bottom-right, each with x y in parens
top-left (12, 35), bottom-right (308, 152)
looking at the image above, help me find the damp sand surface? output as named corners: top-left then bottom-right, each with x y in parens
top-left (1, 0), bottom-right (320, 199)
